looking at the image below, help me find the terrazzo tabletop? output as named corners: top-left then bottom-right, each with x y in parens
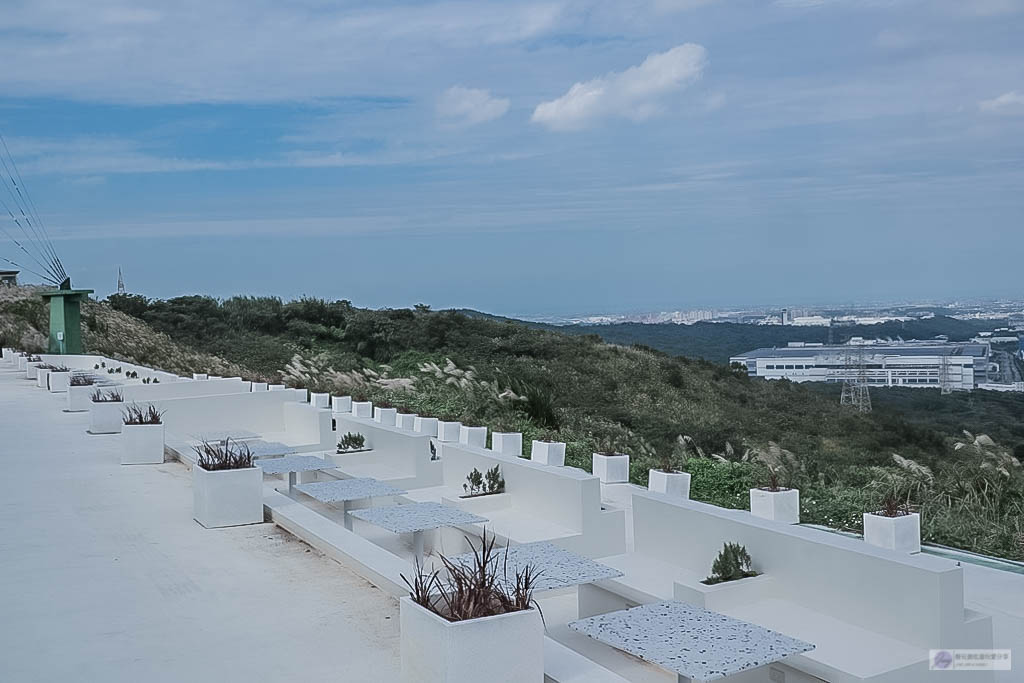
top-left (447, 541), bottom-right (623, 592)
top-left (569, 600), bottom-right (814, 682)
top-left (295, 478), bottom-right (406, 503)
top-left (256, 454), bottom-right (337, 475)
top-left (348, 502), bottom-right (486, 534)
top-left (192, 429), bottom-right (259, 442)
top-left (245, 440), bottom-right (296, 457)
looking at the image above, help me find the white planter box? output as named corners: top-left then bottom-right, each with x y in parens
top-left (649, 469), bottom-right (691, 498)
top-left (491, 432), bottom-right (523, 456)
top-left (374, 407), bottom-right (398, 426)
top-left (352, 401), bottom-right (373, 418)
top-left (400, 597), bottom-right (543, 683)
top-left (437, 421), bottom-right (462, 442)
top-left (192, 373), bottom-right (208, 380)
top-left (48, 371), bottom-right (71, 393)
top-left (674, 574), bottom-right (776, 612)
top-left (396, 413), bottom-right (418, 430)
top-left (26, 363), bottom-right (41, 380)
top-left (750, 488), bottom-right (800, 524)
top-left (36, 368), bottom-right (52, 389)
top-left (530, 440), bottom-right (566, 466)
top-left (459, 426), bottom-right (487, 449)
top-left (89, 402), bottom-right (125, 434)
top-left (18, 356), bottom-right (29, 371)
top-left (192, 465), bottom-right (263, 528)
top-left (310, 392), bottom-right (330, 409)
top-left (863, 512), bottom-right (921, 553)
top-left (121, 423), bottom-right (165, 465)
top-left (441, 492), bottom-right (512, 516)
top-left (592, 453), bottom-right (630, 483)
top-left (67, 384), bottom-right (94, 412)
top-left (251, 381), bottom-right (268, 391)
top-left (331, 395), bottom-right (352, 413)
top-left (268, 384), bottom-right (286, 391)
top-left (414, 416), bottom-right (439, 437)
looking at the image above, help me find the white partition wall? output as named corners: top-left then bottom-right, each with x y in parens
top-left (333, 413), bottom-right (441, 489)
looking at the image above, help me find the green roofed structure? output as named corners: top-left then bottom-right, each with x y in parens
top-left (40, 280), bottom-right (93, 354)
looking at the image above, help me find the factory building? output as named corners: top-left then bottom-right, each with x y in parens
top-left (730, 340), bottom-right (990, 391)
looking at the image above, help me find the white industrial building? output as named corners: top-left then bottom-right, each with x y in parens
top-left (731, 339), bottom-right (991, 391)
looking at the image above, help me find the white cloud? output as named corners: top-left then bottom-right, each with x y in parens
top-left (436, 86), bottom-right (510, 127)
top-left (979, 91), bottom-right (1024, 114)
top-left (531, 44), bottom-right (708, 131)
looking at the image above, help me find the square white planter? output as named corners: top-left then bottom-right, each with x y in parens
top-left (352, 401), bottom-right (373, 418)
top-left (530, 440), bottom-right (566, 466)
top-left (192, 373), bottom-right (208, 380)
top-left (331, 395), bottom-right (352, 413)
top-left (89, 402), bottom-right (125, 434)
top-left (25, 362), bottom-right (41, 380)
top-left (649, 469), bottom-right (691, 498)
top-left (592, 453), bottom-right (630, 483)
top-left (122, 424), bottom-right (165, 465)
top-left (414, 416), bottom-right (439, 437)
top-left (310, 392), bottom-right (330, 409)
top-left (268, 384), bottom-right (286, 391)
top-left (36, 368), bottom-right (52, 389)
top-left (193, 465), bottom-right (264, 528)
top-left (491, 432), bottom-right (523, 456)
top-left (396, 413), bottom-right (418, 430)
top-left (459, 426), bottom-right (487, 449)
top-left (750, 488), bottom-right (800, 524)
top-left (863, 512), bottom-right (921, 553)
top-left (441, 492), bottom-right (513, 516)
top-left (251, 381), bottom-right (269, 391)
top-left (374, 407), bottom-right (398, 426)
top-left (48, 371), bottom-right (71, 393)
top-left (18, 356), bottom-right (30, 371)
top-left (67, 384), bottom-right (94, 412)
top-left (400, 598), bottom-right (543, 683)
top-left (437, 421), bottom-right (462, 442)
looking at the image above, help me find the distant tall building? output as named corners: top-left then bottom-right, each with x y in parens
top-left (117, 267), bottom-right (125, 295)
top-left (781, 308), bottom-right (790, 325)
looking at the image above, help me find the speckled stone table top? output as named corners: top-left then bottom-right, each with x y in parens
top-left (295, 478), bottom-right (406, 503)
top-left (192, 429), bottom-right (259, 442)
top-left (245, 440), bottom-right (296, 457)
top-left (256, 454), bottom-right (336, 475)
top-left (447, 541), bottom-right (623, 592)
top-left (569, 600), bottom-right (814, 682)
top-left (348, 502), bottom-right (486, 534)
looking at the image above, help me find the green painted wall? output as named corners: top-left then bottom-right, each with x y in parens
top-left (41, 290), bottom-right (92, 354)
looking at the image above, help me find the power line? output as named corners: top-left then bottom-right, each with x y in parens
top-left (0, 133), bottom-right (65, 281)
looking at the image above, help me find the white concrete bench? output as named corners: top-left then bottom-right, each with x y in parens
top-left (543, 637), bottom-right (630, 683)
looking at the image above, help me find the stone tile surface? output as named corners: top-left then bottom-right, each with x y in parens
top-left (257, 454), bottom-right (336, 475)
top-left (295, 478), bottom-right (406, 503)
top-left (448, 541), bottom-right (623, 592)
top-left (348, 501), bottom-right (486, 534)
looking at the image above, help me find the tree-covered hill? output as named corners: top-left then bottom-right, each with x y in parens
top-left (2, 288), bottom-right (1021, 560)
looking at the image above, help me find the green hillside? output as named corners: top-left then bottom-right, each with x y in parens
top-left (3, 287), bottom-right (1021, 560)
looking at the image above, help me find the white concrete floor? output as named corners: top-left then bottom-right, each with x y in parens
top-left (0, 368), bottom-right (400, 683)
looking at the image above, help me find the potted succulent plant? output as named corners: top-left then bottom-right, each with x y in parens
top-left (121, 404), bottom-right (166, 465)
top-left (331, 395), bottom-right (352, 413)
top-left (337, 432), bottom-right (367, 453)
top-left (749, 466), bottom-right (799, 524)
top-left (459, 424), bottom-right (488, 449)
top-left (701, 543), bottom-right (760, 585)
top-left (413, 416), bottom-right (439, 437)
top-left (374, 399), bottom-right (398, 426)
top-left (592, 437), bottom-right (629, 484)
top-left (192, 440), bottom-right (263, 528)
top-left (351, 393), bottom-right (373, 418)
top-left (89, 388), bottom-right (125, 434)
top-left (399, 532), bottom-right (543, 683)
top-left (648, 450), bottom-right (691, 498)
top-left (490, 424), bottom-right (523, 457)
top-left (530, 434), bottom-right (566, 466)
top-left (863, 488), bottom-right (920, 553)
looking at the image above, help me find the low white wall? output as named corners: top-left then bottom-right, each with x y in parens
top-left (630, 491), bottom-right (981, 650)
top-left (142, 389), bottom-right (306, 441)
top-left (334, 414), bottom-right (441, 487)
top-left (283, 400), bottom-right (335, 451)
top-left (119, 377), bottom-right (250, 402)
top-left (439, 442), bottom-right (625, 558)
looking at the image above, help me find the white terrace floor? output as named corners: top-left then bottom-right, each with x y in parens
top-left (0, 369), bottom-right (400, 683)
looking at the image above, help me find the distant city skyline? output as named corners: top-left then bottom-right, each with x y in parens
top-left (1, 1), bottom-right (1022, 315)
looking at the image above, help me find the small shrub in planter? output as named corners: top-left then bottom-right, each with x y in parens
top-left (648, 450), bottom-right (691, 498)
top-left (702, 543), bottom-right (760, 585)
top-left (462, 465), bottom-right (505, 498)
top-left (337, 432), bottom-right (367, 453)
top-left (70, 374), bottom-right (95, 386)
top-left (89, 388), bottom-right (125, 434)
top-left (400, 532), bottom-right (543, 683)
top-left (863, 488), bottom-right (920, 553)
top-left (749, 467), bottom-right (799, 524)
top-left (121, 404), bottom-right (166, 465)
top-left (192, 440), bottom-right (263, 528)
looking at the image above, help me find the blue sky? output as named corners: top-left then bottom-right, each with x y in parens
top-left (1, 0), bottom-right (1022, 316)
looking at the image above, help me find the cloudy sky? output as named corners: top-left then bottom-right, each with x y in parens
top-left (1, 0), bottom-right (1022, 315)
